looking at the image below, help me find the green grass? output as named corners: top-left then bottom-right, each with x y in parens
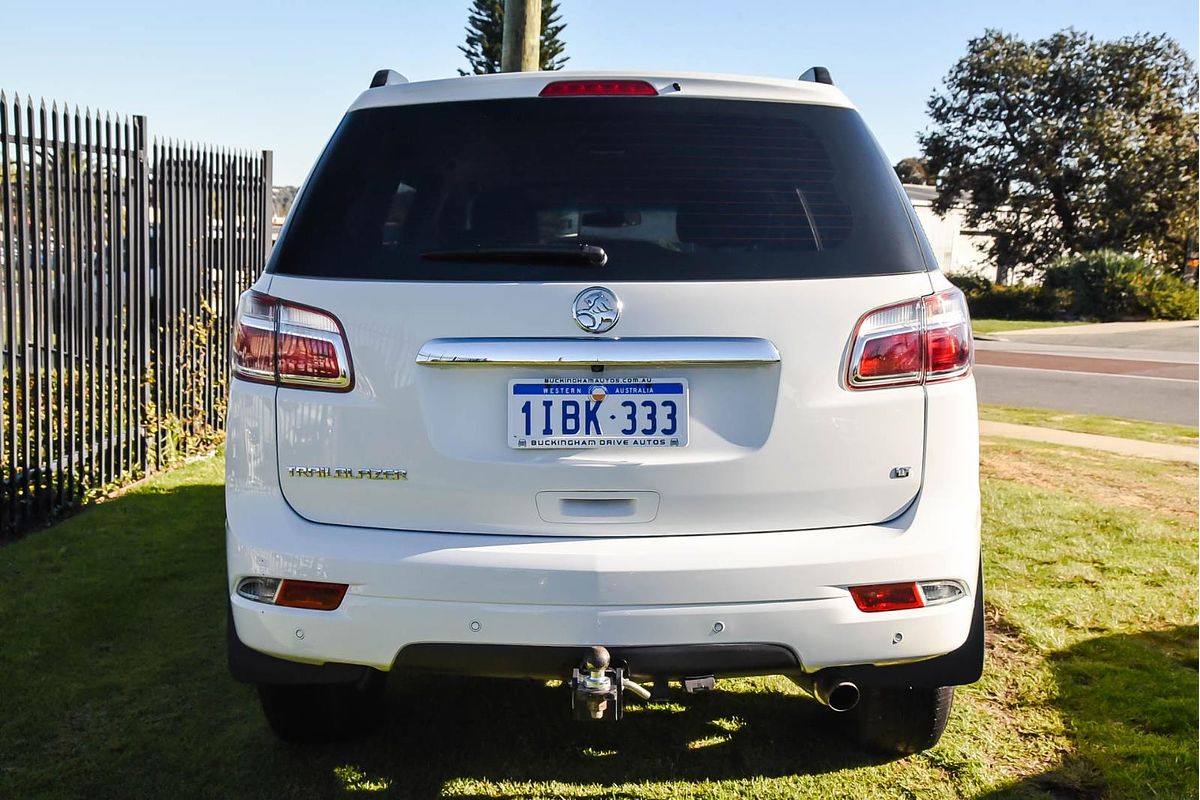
top-left (1, 445), bottom-right (1195, 799)
top-left (971, 319), bottom-right (1089, 335)
top-left (980, 403), bottom-right (1200, 447)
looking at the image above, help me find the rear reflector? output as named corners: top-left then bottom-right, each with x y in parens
top-left (539, 79), bottom-right (658, 97)
top-left (276, 580), bottom-right (349, 611)
top-left (846, 287), bottom-right (972, 389)
top-left (232, 291), bottom-right (353, 391)
top-left (849, 582), bottom-right (924, 612)
top-left (235, 577), bottom-right (349, 611)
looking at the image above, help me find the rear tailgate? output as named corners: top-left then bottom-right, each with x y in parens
top-left (271, 273), bottom-right (932, 535)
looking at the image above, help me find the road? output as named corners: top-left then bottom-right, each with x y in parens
top-left (973, 322), bottom-right (1199, 426)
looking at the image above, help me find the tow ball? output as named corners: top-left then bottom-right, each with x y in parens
top-left (569, 645), bottom-right (652, 721)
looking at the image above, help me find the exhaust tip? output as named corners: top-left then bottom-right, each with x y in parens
top-left (787, 673), bottom-right (862, 712)
top-left (824, 681), bottom-right (860, 712)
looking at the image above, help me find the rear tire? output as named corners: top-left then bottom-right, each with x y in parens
top-left (257, 671), bottom-right (386, 743)
top-left (849, 685), bottom-right (954, 754)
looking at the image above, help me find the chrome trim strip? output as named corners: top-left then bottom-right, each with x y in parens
top-left (415, 337), bottom-right (780, 367)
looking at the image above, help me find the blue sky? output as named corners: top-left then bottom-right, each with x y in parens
top-left (2, 0), bottom-right (1195, 184)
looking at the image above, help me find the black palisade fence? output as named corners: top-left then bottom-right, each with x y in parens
top-left (0, 92), bottom-right (272, 540)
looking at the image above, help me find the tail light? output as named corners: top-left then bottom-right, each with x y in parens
top-left (922, 289), bottom-right (973, 381)
top-left (232, 291), bottom-right (353, 391)
top-left (846, 287), bottom-right (972, 389)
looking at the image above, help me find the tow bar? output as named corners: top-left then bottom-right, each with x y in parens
top-left (569, 646), bottom-right (653, 721)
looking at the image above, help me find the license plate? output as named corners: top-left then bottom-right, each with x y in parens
top-left (508, 378), bottom-right (688, 449)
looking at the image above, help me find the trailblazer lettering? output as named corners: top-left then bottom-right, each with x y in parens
top-left (287, 466), bottom-right (407, 480)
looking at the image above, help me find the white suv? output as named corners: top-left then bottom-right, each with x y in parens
top-left (225, 68), bottom-right (982, 753)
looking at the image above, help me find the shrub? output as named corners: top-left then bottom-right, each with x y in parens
top-left (946, 273), bottom-right (992, 297)
top-left (1043, 251), bottom-right (1199, 321)
top-left (1131, 272), bottom-right (1199, 320)
top-left (947, 273), bottom-right (1066, 320)
top-left (951, 252), bottom-right (1199, 322)
top-left (1042, 251), bottom-right (1143, 320)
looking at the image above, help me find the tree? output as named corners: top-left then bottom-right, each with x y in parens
top-left (272, 185), bottom-right (298, 219)
top-left (458, 0), bottom-right (568, 75)
top-left (894, 157), bottom-right (935, 185)
top-left (921, 29), bottom-right (1199, 281)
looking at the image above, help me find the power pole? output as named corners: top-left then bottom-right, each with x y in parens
top-left (501, 0), bottom-right (541, 72)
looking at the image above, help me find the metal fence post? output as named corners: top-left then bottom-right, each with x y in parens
top-left (261, 149), bottom-right (273, 261)
top-left (133, 115), bottom-right (150, 471)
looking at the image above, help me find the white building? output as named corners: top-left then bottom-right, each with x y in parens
top-left (904, 184), bottom-right (995, 281)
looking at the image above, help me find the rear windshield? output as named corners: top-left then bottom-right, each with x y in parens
top-left (272, 97), bottom-right (928, 281)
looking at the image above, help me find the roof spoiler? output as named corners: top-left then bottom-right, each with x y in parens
top-left (369, 69), bottom-right (409, 89)
top-left (799, 66), bottom-right (834, 86)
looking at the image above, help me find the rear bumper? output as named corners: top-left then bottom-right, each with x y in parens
top-left (226, 377), bottom-right (981, 684)
top-left (229, 571), bottom-right (978, 670)
top-left (229, 584), bottom-right (985, 687)
top-left (227, 476), bottom-right (982, 682)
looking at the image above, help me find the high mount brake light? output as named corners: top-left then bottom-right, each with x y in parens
top-left (846, 287), bottom-right (972, 389)
top-left (539, 79), bottom-right (659, 97)
top-left (232, 291), bottom-right (353, 391)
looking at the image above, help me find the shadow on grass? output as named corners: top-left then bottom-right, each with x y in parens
top-left (976, 625), bottom-right (1199, 800)
top-left (299, 674), bottom-right (892, 798)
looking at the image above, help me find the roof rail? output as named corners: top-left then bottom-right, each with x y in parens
top-left (369, 69), bottom-right (409, 89)
top-left (799, 66), bottom-right (834, 86)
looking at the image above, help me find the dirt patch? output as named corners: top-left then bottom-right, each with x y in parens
top-left (983, 606), bottom-right (1029, 670)
top-left (981, 440), bottom-right (1198, 525)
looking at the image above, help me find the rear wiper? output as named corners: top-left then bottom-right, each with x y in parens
top-left (419, 243), bottom-right (608, 267)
